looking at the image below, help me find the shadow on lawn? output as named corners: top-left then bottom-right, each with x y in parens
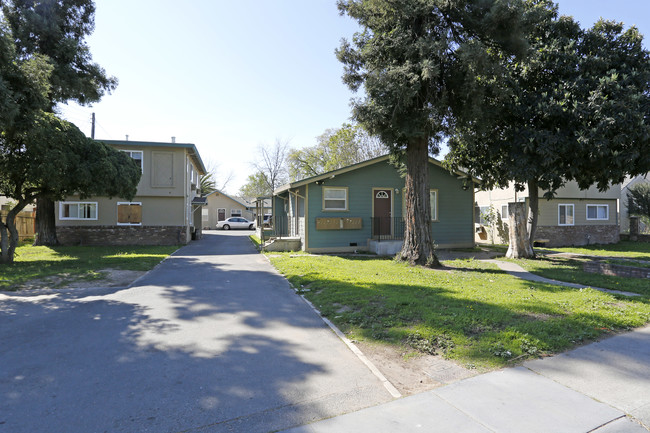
top-left (287, 257), bottom-right (650, 368)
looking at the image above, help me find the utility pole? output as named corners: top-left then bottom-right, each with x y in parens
top-left (91, 112), bottom-right (96, 139)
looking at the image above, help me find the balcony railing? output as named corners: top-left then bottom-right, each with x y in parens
top-left (370, 217), bottom-right (405, 241)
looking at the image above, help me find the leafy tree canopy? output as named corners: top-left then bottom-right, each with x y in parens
top-left (239, 172), bottom-right (272, 200)
top-left (287, 123), bottom-right (384, 181)
top-left (628, 182), bottom-right (650, 221)
top-left (1, 0), bottom-right (117, 107)
top-left (444, 0), bottom-right (650, 253)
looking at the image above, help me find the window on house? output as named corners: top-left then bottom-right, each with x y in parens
top-left (121, 150), bottom-right (143, 171)
top-left (231, 209), bottom-right (242, 217)
top-left (501, 205), bottom-right (509, 219)
top-left (586, 204), bottom-right (608, 221)
top-left (430, 190), bottom-right (438, 221)
top-left (202, 208), bottom-right (209, 222)
top-left (60, 202), bottom-right (98, 220)
top-left (476, 206), bottom-right (490, 225)
top-left (323, 187), bottom-right (348, 211)
top-left (117, 202), bottom-right (142, 225)
top-left (558, 204), bottom-right (574, 226)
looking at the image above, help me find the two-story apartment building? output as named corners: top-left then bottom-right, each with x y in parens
top-left (56, 139), bottom-right (207, 246)
top-left (476, 181), bottom-right (620, 247)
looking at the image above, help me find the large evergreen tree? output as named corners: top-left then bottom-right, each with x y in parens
top-left (1, 0), bottom-right (118, 245)
top-left (336, 0), bottom-right (528, 266)
top-left (445, 0), bottom-right (650, 257)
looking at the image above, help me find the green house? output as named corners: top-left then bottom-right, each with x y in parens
top-left (271, 155), bottom-right (477, 254)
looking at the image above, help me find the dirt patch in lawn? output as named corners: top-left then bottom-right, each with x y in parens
top-left (355, 340), bottom-right (479, 396)
top-left (15, 268), bottom-right (146, 291)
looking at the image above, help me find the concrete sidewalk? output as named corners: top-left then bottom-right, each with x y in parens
top-left (282, 325), bottom-right (650, 432)
top-left (485, 259), bottom-right (641, 297)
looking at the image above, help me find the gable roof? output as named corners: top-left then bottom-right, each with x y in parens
top-left (98, 139), bottom-right (207, 175)
top-left (274, 154), bottom-right (480, 194)
top-left (205, 189), bottom-right (252, 209)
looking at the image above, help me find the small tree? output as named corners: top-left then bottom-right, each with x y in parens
top-left (627, 182), bottom-right (650, 231)
top-left (250, 139), bottom-right (290, 194)
top-left (239, 172), bottom-right (272, 200)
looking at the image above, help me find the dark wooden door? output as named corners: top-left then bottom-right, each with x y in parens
top-left (373, 189), bottom-right (392, 237)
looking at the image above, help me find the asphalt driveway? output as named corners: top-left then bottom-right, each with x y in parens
top-left (0, 231), bottom-right (393, 432)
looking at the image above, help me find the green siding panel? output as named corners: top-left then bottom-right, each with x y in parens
top-left (304, 160), bottom-right (474, 250)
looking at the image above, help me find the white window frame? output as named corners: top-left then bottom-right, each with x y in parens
top-left (121, 150), bottom-right (143, 172)
top-left (116, 201), bottom-right (142, 226)
top-left (501, 205), bottom-right (509, 219)
top-left (59, 201), bottom-right (98, 220)
top-left (558, 204), bottom-right (575, 226)
top-left (323, 187), bottom-right (348, 211)
top-left (230, 208), bottom-right (242, 217)
top-left (586, 204), bottom-right (609, 221)
top-left (430, 189), bottom-right (438, 221)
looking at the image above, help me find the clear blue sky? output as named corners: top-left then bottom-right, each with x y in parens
top-left (59, 0), bottom-right (650, 194)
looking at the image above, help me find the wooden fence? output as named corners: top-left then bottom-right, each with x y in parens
top-left (0, 210), bottom-right (36, 240)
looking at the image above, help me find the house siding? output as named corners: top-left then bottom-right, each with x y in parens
top-left (537, 198), bottom-right (618, 227)
top-left (301, 160), bottom-right (474, 251)
top-left (56, 140), bottom-right (205, 246)
top-left (204, 191), bottom-right (254, 229)
top-left (475, 186), bottom-right (620, 246)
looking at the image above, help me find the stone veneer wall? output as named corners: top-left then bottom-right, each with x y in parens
top-left (620, 234), bottom-right (650, 243)
top-left (534, 225), bottom-right (619, 247)
top-left (584, 261), bottom-right (650, 279)
top-left (57, 225), bottom-right (188, 246)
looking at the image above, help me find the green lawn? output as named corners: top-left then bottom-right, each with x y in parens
top-left (515, 256), bottom-right (650, 297)
top-left (267, 253), bottom-right (650, 369)
top-left (0, 243), bottom-right (179, 291)
top-left (549, 241), bottom-right (650, 260)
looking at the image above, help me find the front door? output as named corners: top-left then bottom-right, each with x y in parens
top-left (373, 189), bottom-right (392, 237)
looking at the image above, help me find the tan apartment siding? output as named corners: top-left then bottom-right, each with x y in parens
top-left (537, 198), bottom-right (618, 227)
top-left (109, 144), bottom-right (188, 197)
top-left (56, 196), bottom-right (185, 226)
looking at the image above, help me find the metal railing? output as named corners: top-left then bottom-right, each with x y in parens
top-left (370, 217), bottom-right (405, 241)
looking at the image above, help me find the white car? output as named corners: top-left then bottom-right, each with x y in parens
top-left (216, 217), bottom-right (254, 230)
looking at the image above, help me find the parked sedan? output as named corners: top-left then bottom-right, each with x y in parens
top-left (216, 217), bottom-right (255, 230)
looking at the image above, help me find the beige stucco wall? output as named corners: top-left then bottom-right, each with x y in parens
top-left (476, 181), bottom-right (620, 204)
top-left (204, 192), bottom-right (254, 229)
top-left (537, 198), bottom-right (618, 226)
top-left (56, 196), bottom-right (185, 226)
top-left (110, 144), bottom-right (189, 197)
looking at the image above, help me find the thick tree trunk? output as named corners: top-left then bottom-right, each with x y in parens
top-left (506, 202), bottom-right (534, 259)
top-left (0, 200), bottom-right (28, 264)
top-left (526, 179), bottom-right (539, 258)
top-left (400, 137), bottom-right (440, 267)
top-left (0, 220), bottom-right (9, 264)
top-left (33, 197), bottom-right (59, 246)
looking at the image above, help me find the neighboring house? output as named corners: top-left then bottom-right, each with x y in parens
top-left (56, 139), bottom-right (207, 245)
top-left (475, 181), bottom-right (620, 247)
top-left (203, 190), bottom-right (255, 229)
top-left (272, 155), bottom-right (477, 254)
top-left (620, 174), bottom-right (649, 233)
